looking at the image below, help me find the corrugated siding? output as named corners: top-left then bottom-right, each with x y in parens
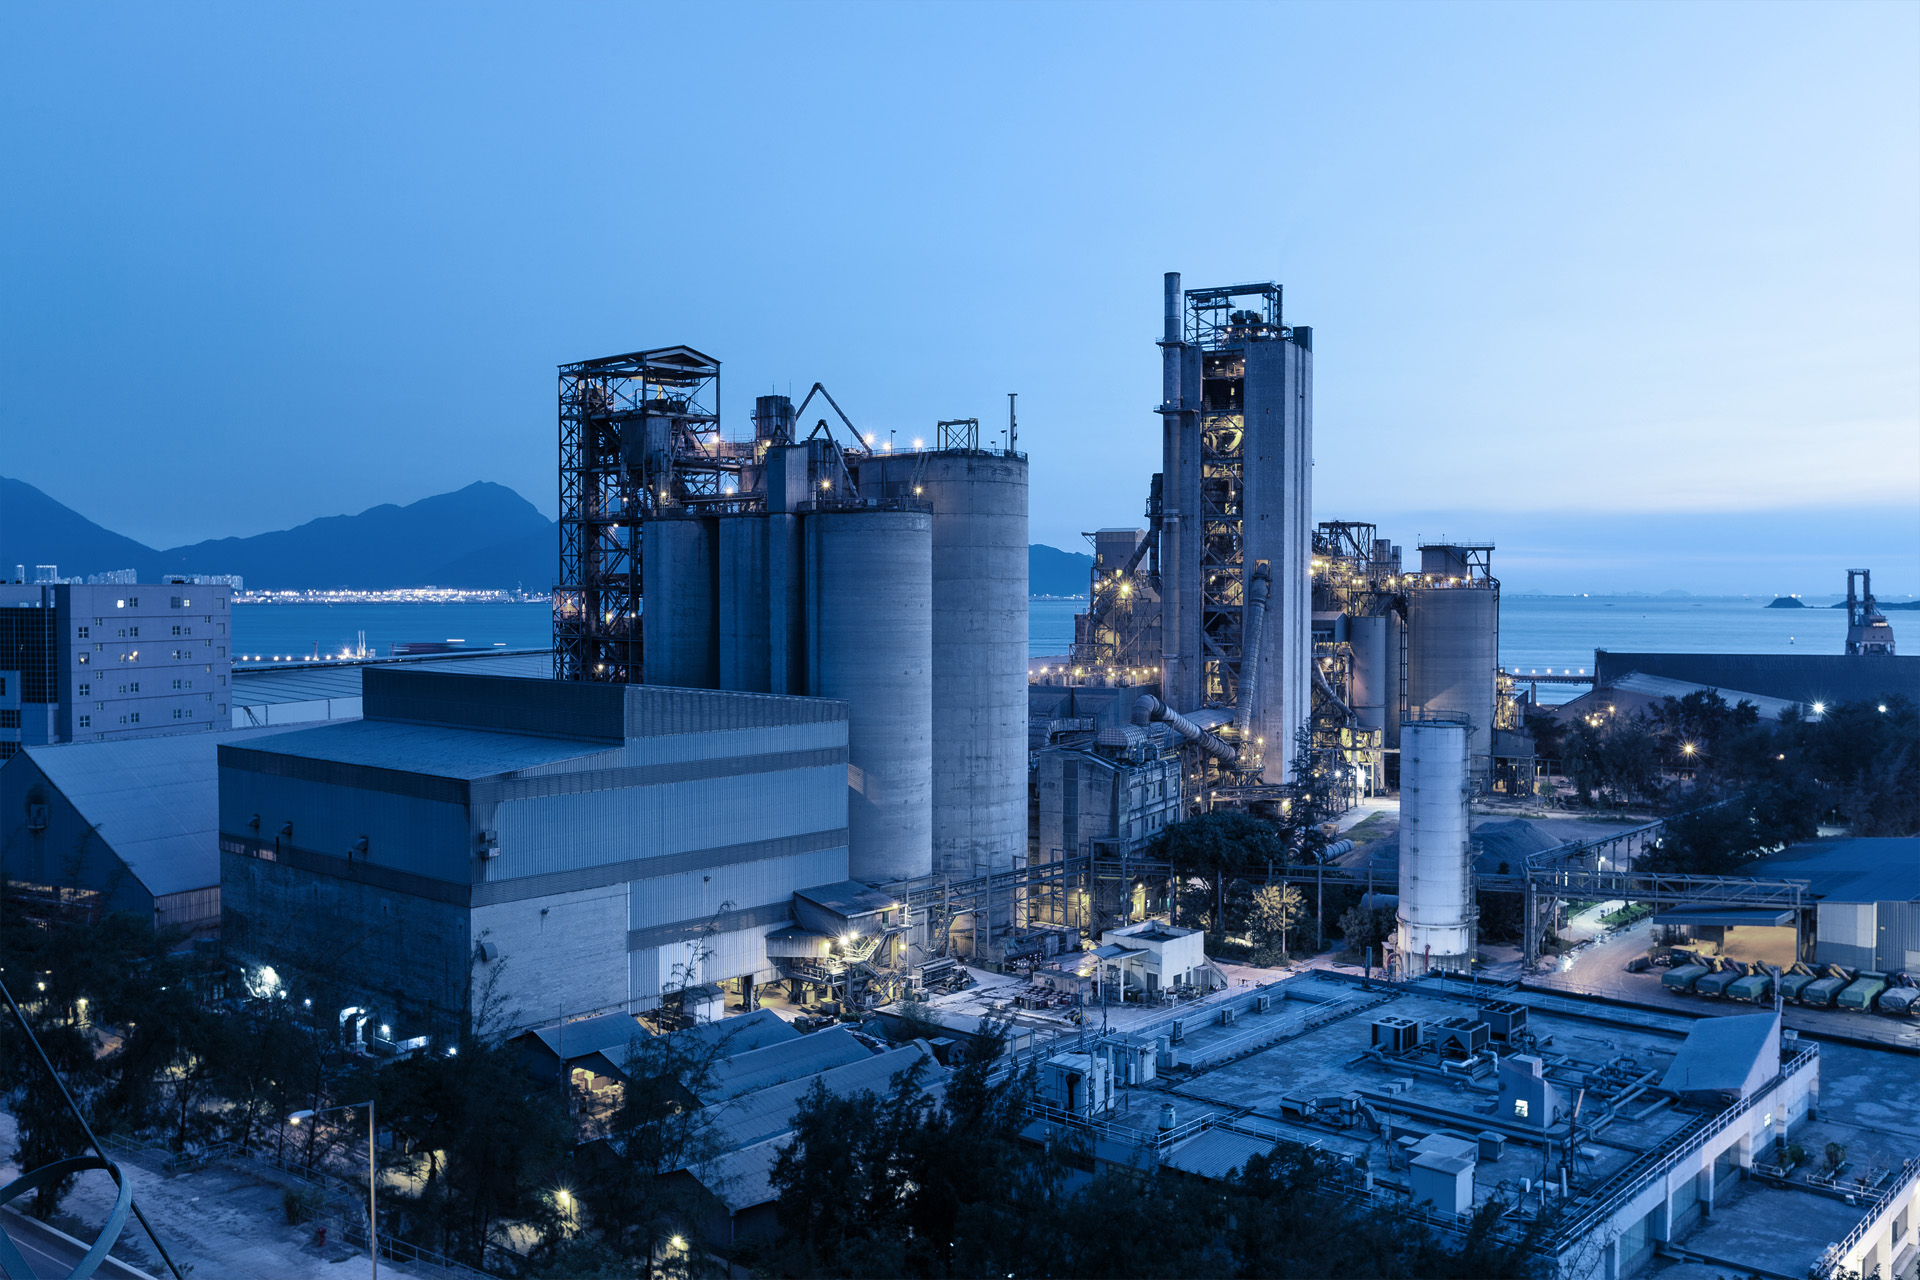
top-left (471, 829), bottom-right (847, 906)
top-left (219, 766), bottom-right (471, 884)
top-left (366, 668), bottom-right (626, 739)
top-left (1877, 901), bottom-right (1920, 974)
top-left (621, 684), bottom-right (848, 737)
top-left (490, 764), bottom-right (847, 880)
top-left (1817, 902), bottom-right (1878, 971)
top-left (630, 849), bottom-right (846, 932)
top-left (220, 744), bottom-right (468, 805)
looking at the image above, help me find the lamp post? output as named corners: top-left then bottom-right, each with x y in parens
top-left (289, 1099), bottom-right (377, 1278)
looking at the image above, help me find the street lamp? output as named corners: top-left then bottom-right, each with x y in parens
top-left (289, 1100), bottom-right (378, 1278)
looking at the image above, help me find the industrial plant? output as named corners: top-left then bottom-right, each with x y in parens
top-left (5, 271), bottom-right (1918, 1280)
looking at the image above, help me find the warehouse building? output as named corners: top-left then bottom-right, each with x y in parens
top-left (219, 667), bottom-right (853, 1045)
top-left (1747, 837), bottom-right (1920, 974)
top-left (0, 726), bottom-right (295, 935)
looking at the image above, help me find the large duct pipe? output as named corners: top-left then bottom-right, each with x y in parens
top-left (1133, 693), bottom-right (1237, 762)
top-left (1232, 561), bottom-right (1272, 757)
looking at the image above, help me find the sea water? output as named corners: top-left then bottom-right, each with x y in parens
top-left (236, 596), bottom-right (1855, 699)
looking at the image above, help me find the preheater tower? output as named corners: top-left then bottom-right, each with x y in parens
top-left (1157, 273), bottom-right (1313, 782)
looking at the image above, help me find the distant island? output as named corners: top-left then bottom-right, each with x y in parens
top-left (1766, 597), bottom-right (1807, 608)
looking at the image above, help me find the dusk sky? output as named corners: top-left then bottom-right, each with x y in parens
top-left (3, 1), bottom-right (1916, 594)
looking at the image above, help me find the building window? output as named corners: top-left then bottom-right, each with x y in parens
top-left (204, 692), bottom-right (212, 701)
top-left (78, 715), bottom-right (90, 728)
top-left (217, 704), bottom-right (226, 715)
top-left (128, 597), bottom-right (138, 607)
top-left (116, 599), bottom-right (125, 609)
top-left (172, 709), bottom-right (182, 719)
top-left (172, 626), bottom-right (181, 637)
top-left (128, 627), bottom-right (138, 638)
top-left (130, 712), bottom-right (139, 723)
top-left (1514, 1100), bottom-right (1529, 1119)
top-left (118, 715), bottom-right (127, 725)
top-left (77, 626), bottom-right (89, 639)
top-left (77, 683), bottom-right (89, 697)
top-left (117, 629), bottom-right (126, 638)
top-left (0, 710), bottom-right (18, 729)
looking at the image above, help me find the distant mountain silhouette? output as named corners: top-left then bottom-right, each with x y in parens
top-left (7, 476), bottom-right (1096, 597)
top-left (1, 476), bottom-right (159, 576)
top-left (2, 477), bottom-right (555, 590)
top-left (1030, 543), bottom-right (1093, 597)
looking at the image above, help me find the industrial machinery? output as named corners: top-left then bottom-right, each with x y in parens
top-left (1661, 956), bottom-right (1712, 993)
top-left (1694, 961), bottom-right (1744, 998)
top-left (1846, 569), bottom-right (1897, 655)
top-left (1837, 970), bottom-right (1889, 1011)
top-left (1799, 965), bottom-right (1855, 1008)
top-left (553, 353), bottom-right (1029, 890)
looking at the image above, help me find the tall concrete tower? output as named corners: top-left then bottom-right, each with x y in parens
top-left (1156, 273), bottom-right (1313, 783)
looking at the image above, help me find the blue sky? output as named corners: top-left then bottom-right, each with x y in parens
top-left (3, 1), bottom-right (1915, 594)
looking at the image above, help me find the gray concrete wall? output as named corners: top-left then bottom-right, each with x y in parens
top-left (221, 847), bottom-right (471, 1037)
top-left (471, 880), bottom-right (631, 1031)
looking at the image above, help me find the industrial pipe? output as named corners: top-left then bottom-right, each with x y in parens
top-left (1232, 562), bottom-right (1272, 761)
top-left (1133, 694), bottom-right (1237, 763)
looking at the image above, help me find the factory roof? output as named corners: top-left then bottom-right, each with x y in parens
top-left (1592, 651), bottom-right (1918, 707)
top-left (671, 1009), bottom-right (802, 1059)
top-left (16, 726), bottom-right (305, 898)
top-left (697, 1041), bottom-right (945, 1155)
top-left (691, 1137), bottom-right (789, 1213)
top-left (1742, 838), bottom-right (1920, 904)
top-left (523, 1012), bottom-right (647, 1065)
top-left (1659, 1012), bottom-right (1779, 1097)
top-left (794, 881), bottom-right (897, 919)
top-left (1554, 672), bottom-right (1800, 727)
top-left (699, 1025), bottom-right (874, 1103)
top-left (1162, 1127), bottom-right (1277, 1181)
top-left (232, 650), bottom-right (551, 707)
top-left (222, 717), bottom-right (616, 779)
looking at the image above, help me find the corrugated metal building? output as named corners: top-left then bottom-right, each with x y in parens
top-left (1745, 837), bottom-right (1920, 974)
top-left (219, 668), bottom-right (853, 1044)
top-left (0, 725), bottom-right (303, 935)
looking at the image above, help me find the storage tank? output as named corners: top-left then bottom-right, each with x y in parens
top-left (915, 450), bottom-right (1029, 880)
top-left (1347, 613), bottom-right (1398, 788)
top-left (1406, 586), bottom-right (1497, 784)
top-left (716, 514), bottom-right (770, 693)
top-left (1396, 716), bottom-right (1473, 974)
top-left (805, 508), bottom-right (933, 883)
top-left (642, 515), bottom-right (717, 688)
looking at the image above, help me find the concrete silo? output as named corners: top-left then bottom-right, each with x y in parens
top-left (642, 515), bottom-right (718, 689)
top-left (805, 508), bottom-right (934, 883)
top-left (1396, 716), bottom-right (1473, 974)
top-left (912, 450), bottom-right (1028, 879)
top-left (1405, 543), bottom-right (1499, 785)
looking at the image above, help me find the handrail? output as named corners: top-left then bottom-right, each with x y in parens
top-left (1556, 1044), bottom-right (1820, 1245)
top-left (1822, 1157), bottom-right (1920, 1274)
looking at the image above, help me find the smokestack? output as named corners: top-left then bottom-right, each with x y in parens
top-left (1163, 272), bottom-right (1182, 344)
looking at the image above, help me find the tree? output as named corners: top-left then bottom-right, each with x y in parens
top-left (1146, 812), bottom-right (1286, 938)
top-left (1249, 884), bottom-right (1307, 957)
top-left (1337, 902), bottom-right (1398, 962)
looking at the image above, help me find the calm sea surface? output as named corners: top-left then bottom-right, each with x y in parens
top-left (237, 596), bottom-right (1855, 702)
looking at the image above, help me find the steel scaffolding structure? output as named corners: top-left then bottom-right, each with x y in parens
top-left (553, 346), bottom-right (734, 682)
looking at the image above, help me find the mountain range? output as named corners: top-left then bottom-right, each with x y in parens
top-left (2, 476), bottom-right (1095, 595)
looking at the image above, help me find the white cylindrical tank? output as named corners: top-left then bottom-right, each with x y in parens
top-left (1396, 717), bottom-right (1473, 974)
top-left (1406, 585), bottom-right (1497, 782)
top-left (915, 451), bottom-right (1028, 880)
top-left (642, 515), bottom-right (717, 688)
top-left (805, 508), bottom-right (933, 883)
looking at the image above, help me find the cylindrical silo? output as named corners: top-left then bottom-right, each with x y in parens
top-left (643, 515), bottom-right (717, 688)
top-left (1405, 585), bottom-right (1497, 784)
top-left (716, 514), bottom-right (770, 693)
top-left (805, 508), bottom-right (933, 883)
top-left (1348, 613), bottom-right (1389, 791)
top-left (914, 451), bottom-right (1029, 881)
top-left (1396, 717), bottom-right (1473, 974)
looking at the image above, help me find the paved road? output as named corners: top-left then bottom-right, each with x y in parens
top-left (0, 1207), bottom-right (156, 1279)
top-left (1536, 919), bottom-right (1920, 1052)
